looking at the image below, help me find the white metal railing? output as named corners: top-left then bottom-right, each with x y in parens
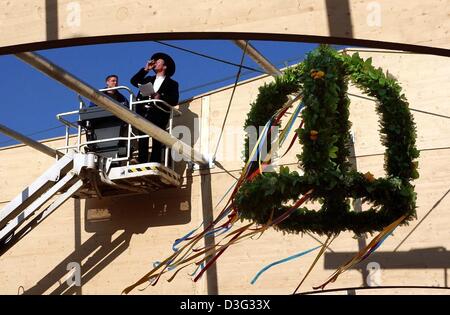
top-left (55, 86), bottom-right (181, 169)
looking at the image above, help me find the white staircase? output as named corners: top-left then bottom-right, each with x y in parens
top-left (0, 150), bottom-right (181, 255)
top-left (0, 151), bottom-right (84, 254)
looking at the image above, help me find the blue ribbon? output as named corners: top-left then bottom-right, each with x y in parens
top-left (281, 102), bottom-right (304, 144)
top-left (251, 245), bottom-right (322, 284)
top-left (172, 182), bottom-right (236, 252)
top-left (189, 262), bottom-right (205, 277)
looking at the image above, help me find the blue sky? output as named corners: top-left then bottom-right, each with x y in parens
top-left (0, 40), bottom-right (346, 147)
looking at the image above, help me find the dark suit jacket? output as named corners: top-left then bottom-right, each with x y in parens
top-left (130, 68), bottom-right (179, 120)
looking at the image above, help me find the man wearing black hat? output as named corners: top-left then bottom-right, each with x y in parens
top-left (130, 52), bottom-right (179, 164)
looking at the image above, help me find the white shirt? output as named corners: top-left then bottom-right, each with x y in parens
top-left (153, 75), bottom-right (165, 93)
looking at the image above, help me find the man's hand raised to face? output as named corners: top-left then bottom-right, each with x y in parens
top-left (144, 59), bottom-right (156, 71)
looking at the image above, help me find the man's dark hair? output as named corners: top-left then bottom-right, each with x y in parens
top-left (105, 74), bottom-right (118, 82)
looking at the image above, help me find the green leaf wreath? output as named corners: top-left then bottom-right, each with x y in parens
top-left (235, 45), bottom-right (419, 236)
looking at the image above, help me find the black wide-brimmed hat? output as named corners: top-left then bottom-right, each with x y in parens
top-left (151, 52), bottom-right (176, 77)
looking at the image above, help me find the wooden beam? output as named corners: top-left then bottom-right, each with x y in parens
top-left (0, 0), bottom-right (448, 56)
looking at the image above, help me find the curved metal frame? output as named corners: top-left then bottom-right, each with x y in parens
top-left (0, 1), bottom-right (449, 56)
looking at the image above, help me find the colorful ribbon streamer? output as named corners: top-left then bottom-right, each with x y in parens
top-left (251, 245), bottom-right (322, 284)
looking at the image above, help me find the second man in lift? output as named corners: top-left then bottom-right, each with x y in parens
top-left (130, 52), bottom-right (179, 164)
